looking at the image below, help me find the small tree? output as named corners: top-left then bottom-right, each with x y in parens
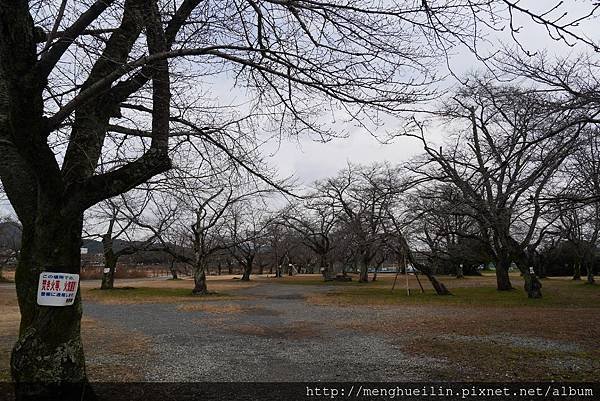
top-left (226, 202), bottom-right (274, 281)
top-left (318, 163), bottom-right (409, 282)
top-left (278, 194), bottom-right (337, 272)
top-left (85, 191), bottom-right (159, 290)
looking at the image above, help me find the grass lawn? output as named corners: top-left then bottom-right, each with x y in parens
top-left (80, 277), bottom-right (256, 304)
top-left (1, 274), bottom-right (599, 382)
top-left (269, 272), bottom-right (599, 308)
top-left (311, 279), bottom-right (600, 308)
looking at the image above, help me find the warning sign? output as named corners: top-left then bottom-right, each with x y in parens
top-left (37, 272), bottom-right (80, 306)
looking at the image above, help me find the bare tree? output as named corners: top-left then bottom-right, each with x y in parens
top-left (226, 201), bottom-right (274, 281)
top-left (408, 184), bottom-right (493, 278)
top-left (550, 129), bottom-right (600, 284)
top-left (84, 191), bottom-right (160, 290)
top-left (383, 189), bottom-right (452, 295)
top-left (278, 194), bottom-right (337, 273)
top-left (318, 163), bottom-right (413, 282)
top-left (1, 0), bottom-right (598, 393)
top-left (143, 151), bottom-right (277, 293)
top-left (408, 79), bottom-right (589, 297)
top-left (263, 223), bottom-right (306, 277)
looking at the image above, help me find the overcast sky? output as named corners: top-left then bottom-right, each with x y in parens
top-left (263, 1), bottom-right (599, 187)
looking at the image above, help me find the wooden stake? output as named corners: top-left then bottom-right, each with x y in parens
top-left (391, 260), bottom-right (400, 292)
top-left (405, 254), bottom-right (410, 296)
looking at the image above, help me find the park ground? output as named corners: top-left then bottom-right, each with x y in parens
top-left (0, 273), bottom-right (599, 382)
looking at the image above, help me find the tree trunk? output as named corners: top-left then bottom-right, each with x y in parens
top-left (100, 232), bottom-right (117, 290)
top-left (522, 270), bottom-right (543, 298)
top-left (586, 263), bottom-right (595, 284)
top-left (192, 267), bottom-right (207, 294)
top-left (406, 253), bottom-right (452, 296)
top-left (241, 265), bottom-right (252, 281)
top-left (11, 213), bottom-right (90, 400)
top-left (455, 263), bottom-right (464, 279)
top-left (169, 259), bottom-right (178, 280)
top-left (358, 260), bottom-right (368, 283)
top-left (513, 252), bottom-right (543, 298)
top-left (424, 273), bottom-right (452, 295)
top-left (241, 258), bottom-right (252, 281)
top-left (495, 257), bottom-right (513, 291)
top-left (100, 257), bottom-right (116, 290)
top-left (192, 255), bottom-right (208, 295)
top-left (319, 254), bottom-right (328, 271)
top-left (573, 263), bottom-right (581, 280)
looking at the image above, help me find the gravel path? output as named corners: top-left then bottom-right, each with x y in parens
top-left (84, 282), bottom-right (443, 381)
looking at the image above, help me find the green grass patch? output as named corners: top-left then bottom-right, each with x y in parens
top-left (316, 281), bottom-right (600, 308)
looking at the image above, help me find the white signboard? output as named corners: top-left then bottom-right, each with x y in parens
top-left (103, 267), bottom-right (110, 274)
top-left (37, 272), bottom-right (80, 306)
top-left (80, 248), bottom-right (88, 255)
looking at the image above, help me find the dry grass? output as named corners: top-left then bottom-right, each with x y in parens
top-left (0, 310), bottom-right (153, 382)
top-left (82, 317), bottom-right (153, 382)
top-left (80, 277), bottom-right (257, 305)
top-left (318, 276), bottom-right (600, 381)
top-left (83, 286), bottom-right (254, 305)
top-left (178, 303), bottom-right (282, 317)
top-left (331, 290), bottom-right (600, 382)
top-left (0, 305), bottom-right (20, 381)
top-left (404, 335), bottom-right (600, 381)
top-left (0, 286), bottom-right (20, 380)
top-left (229, 321), bottom-right (322, 340)
top-left (275, 273), bottom-right (504, 288)
top-left (0, 285), bottom-right (154, 382)
top-left (309, 277), bottom-right (600, 308)
top-left (336, 306), bottom-right (600, 347)
top-left (177, 303), bottom-right (244, 313)
top-left (97, 276), bottom-right (257, 290)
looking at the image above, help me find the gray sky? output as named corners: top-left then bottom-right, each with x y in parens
top-left (265, 1), bottom-right (599, 186)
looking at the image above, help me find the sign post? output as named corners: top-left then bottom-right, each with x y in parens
top-left (37, 272), bottom-right (80, 307)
